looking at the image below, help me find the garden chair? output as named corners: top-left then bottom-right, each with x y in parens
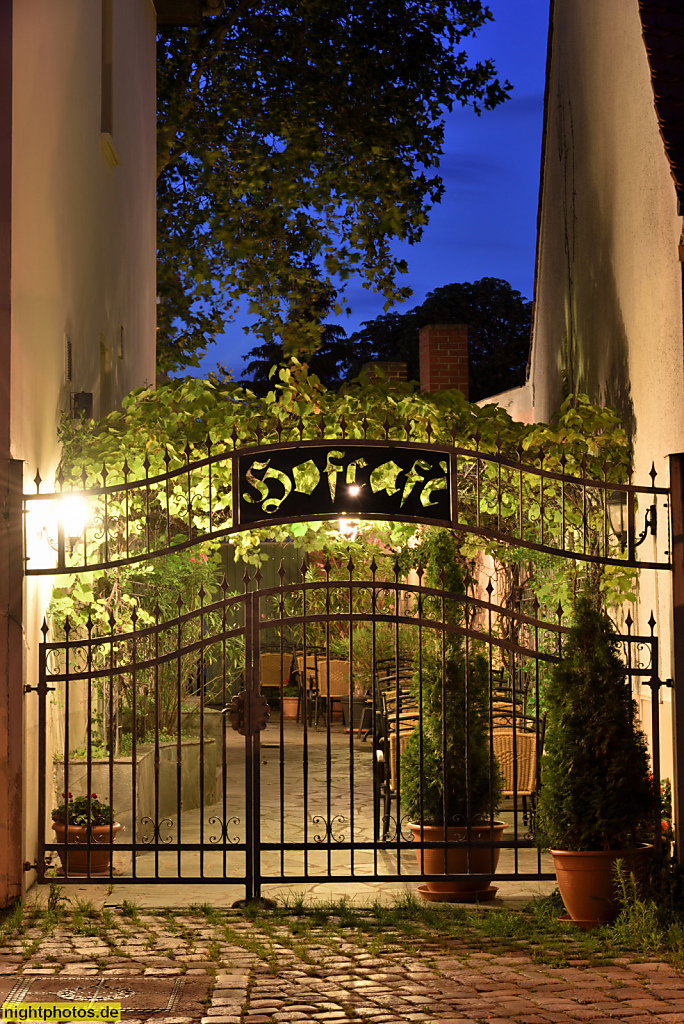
top-left (373, 687), bottom-right (419, 840)
top-left (311, 658), bottom-right (351, 728)
top-left (292, 652), bottom-right (320, 724)
top-left (491, 718), bottom-right (545, 827)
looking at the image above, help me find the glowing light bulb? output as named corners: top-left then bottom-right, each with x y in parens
top-left (348, 484), bottom-right (360, 497)
top-left (58, 494), bottom-right (89, 541)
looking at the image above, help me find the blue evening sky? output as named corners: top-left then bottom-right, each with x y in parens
top-left (190, 0), bottom-right (550, 380)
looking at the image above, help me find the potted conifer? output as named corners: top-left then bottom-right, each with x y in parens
top-left (400, 530), bottom-right (504, 901)
top-left (401, 642), bottom-right (504, 901)
top-left (535, 594), bottom-right (655, 928)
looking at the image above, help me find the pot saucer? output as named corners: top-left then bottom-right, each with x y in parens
top-left (558, 913), bottom-right (607, 931)
top-left (417, 884), bottom-right (498, 903)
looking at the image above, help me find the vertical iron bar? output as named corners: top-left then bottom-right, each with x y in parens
top-left (628, 491), bottom-right (637, 564)
top-left (107, 615), bottom-right (115, 881)
top-left (348, 559), bottom-right (355, 876)
top-left (221, 584), bottom-right (228, 879)
top-left (144, 458), bottom-right (151, 556)
top-left (302, 564), bottom-right (309, 880)
top-left (487, 594), bottom-right (495, 876)
top-left (244, 584), bottom-right (254, 901)
top-left (539, 457), bottom-right (545, 550)
top-left (130, 613), bottom-right (137, 879)
top-left (176, 599), bottom-right (183, 878)
top-left (86, 621), bottom-right (94, 877)
top-left (325, 569), bottom-right (332, 878)
top-left (450, 452), bottom-right (459, 529)
top-left (441, 577), bottom-right (447, 876)
top-left (154, 605), bottom-right (161, 879)
top-left (231, 455), bottom-right (239, 530)
top-left (199, 590), bottom-right (206, 879)
top-left (279, 583), bottom-right (286, 880)
top-left (464, 577), bottom-right (471, 876)
top-left (371, 569), bottom-right (378, 874)
top-left (650, 629), bottom-right (663, 858)
top-left (417, 570), bottom-right (424, 876)
top-left (395, 561), bottom-right (401, 872)
top-left (669, 453), bottom-right (684, 860)
top-left (37, 633), bottom-right (48, 883)
top-left (512, 618), bottom-right (519, 877)
top-left (64, 621), bottom-right (72, 877)
top-left (251, 587), bottom-right (262, 901)
top-left (561, 466), bottom-right (566, 553)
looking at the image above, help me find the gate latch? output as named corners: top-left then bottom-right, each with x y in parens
top-left (225, 691), bottom-right (270, 736)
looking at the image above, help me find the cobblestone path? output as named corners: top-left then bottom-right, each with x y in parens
top-left (0, 907), bottom-right (682, 1024)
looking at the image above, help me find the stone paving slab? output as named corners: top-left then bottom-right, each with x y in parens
top-left (1, 900), bottom-right (683, 1023)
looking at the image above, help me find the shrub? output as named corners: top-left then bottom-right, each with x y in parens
top-left (535, 595), bottom-right (654, 851)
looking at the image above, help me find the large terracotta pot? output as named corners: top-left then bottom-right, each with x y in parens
top-left (408, 821), bottom-right (507, 900)
top-left (551, 845), bottom-right (653, 929)
top-left (52, 821), bottom-right (121, 876)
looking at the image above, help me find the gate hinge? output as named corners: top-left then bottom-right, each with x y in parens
top-left (24, 684), bottom-right (55, 694)
top-left (23, 861), bottom-right (37, 873)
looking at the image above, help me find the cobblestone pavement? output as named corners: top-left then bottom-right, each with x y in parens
top-left (0, 902), bottom-right (683, 1024)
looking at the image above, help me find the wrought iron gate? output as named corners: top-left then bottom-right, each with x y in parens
top-left (37, 561), bottom-right (662, 895)
top-left (26, 430), bottom-right (671, 892)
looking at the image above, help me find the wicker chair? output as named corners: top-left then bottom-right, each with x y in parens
top-left (491, 723), bottom-right (544, 826)
top-left (311, 659), bottom-right (351, 727)
top-left (293, 653), bottom-right (320, 723)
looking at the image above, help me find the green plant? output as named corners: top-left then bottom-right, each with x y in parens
top-left (282, 680), bottom-right (299, 697)
top-left (46, 883), bottom-right (69, 917)
top-left (535, 595), bottom-right (654, 852)
top-left (121, 900), bottom-right (140, 920)
top-left (400, 533), bottom-right (502, 825)
top-left (400, 645), bottom-right (500, 826)
top-left (51, 793), bottom-right (112, 827)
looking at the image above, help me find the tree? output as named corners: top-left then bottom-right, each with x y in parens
top-left (156, 2), bottom-right (511, 376)
top-left (241, 277), bottom-right (532, 399)
top-left (344, 277), bottom-right (532, 401)
top-left (241, 323), bottom-right (350, 395)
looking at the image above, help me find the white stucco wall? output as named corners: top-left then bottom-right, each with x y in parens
top-left (477, 382), bottom-right (534, 424)
top-left (11, 0), bottom-right (157, 884)
top-left (530, 0), bottom-right (682, 787)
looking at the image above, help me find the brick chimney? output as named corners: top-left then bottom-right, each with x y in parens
top-left (419, 324), bottom-right (469, 399)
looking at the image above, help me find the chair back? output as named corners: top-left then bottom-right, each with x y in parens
top-left (258, 651), bottom-right (288, 689)
top-left (315, 659), bottom-right (350, 697)
top-left (491, 728), bottom-right (539, 797)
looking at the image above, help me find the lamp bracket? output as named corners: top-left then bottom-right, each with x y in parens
top-left (634, 503), bottom-right (657, 548)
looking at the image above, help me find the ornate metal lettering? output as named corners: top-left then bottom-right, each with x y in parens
top-left (238, 445), bottom-right (450, 526)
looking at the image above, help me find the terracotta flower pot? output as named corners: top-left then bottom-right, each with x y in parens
top-left (408, 821), bottom-right (507, 900)
top-left (281, 696), bottom-right (299, 720)
top-left (52, 821), bottom-right (121, 876)
top-left (550, 845), bottom-right (653, 929)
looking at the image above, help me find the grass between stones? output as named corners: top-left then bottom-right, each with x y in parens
top-left (1, 876), bottom-right (684, 972)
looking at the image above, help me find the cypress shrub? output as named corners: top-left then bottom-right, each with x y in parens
top-left (400, 529), bottom-right (502, 826)
top-left (535, 595), bottom-right (654, 852)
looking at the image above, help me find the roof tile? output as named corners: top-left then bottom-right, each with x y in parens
top-left (639, 0), bottom-right (684, 209)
